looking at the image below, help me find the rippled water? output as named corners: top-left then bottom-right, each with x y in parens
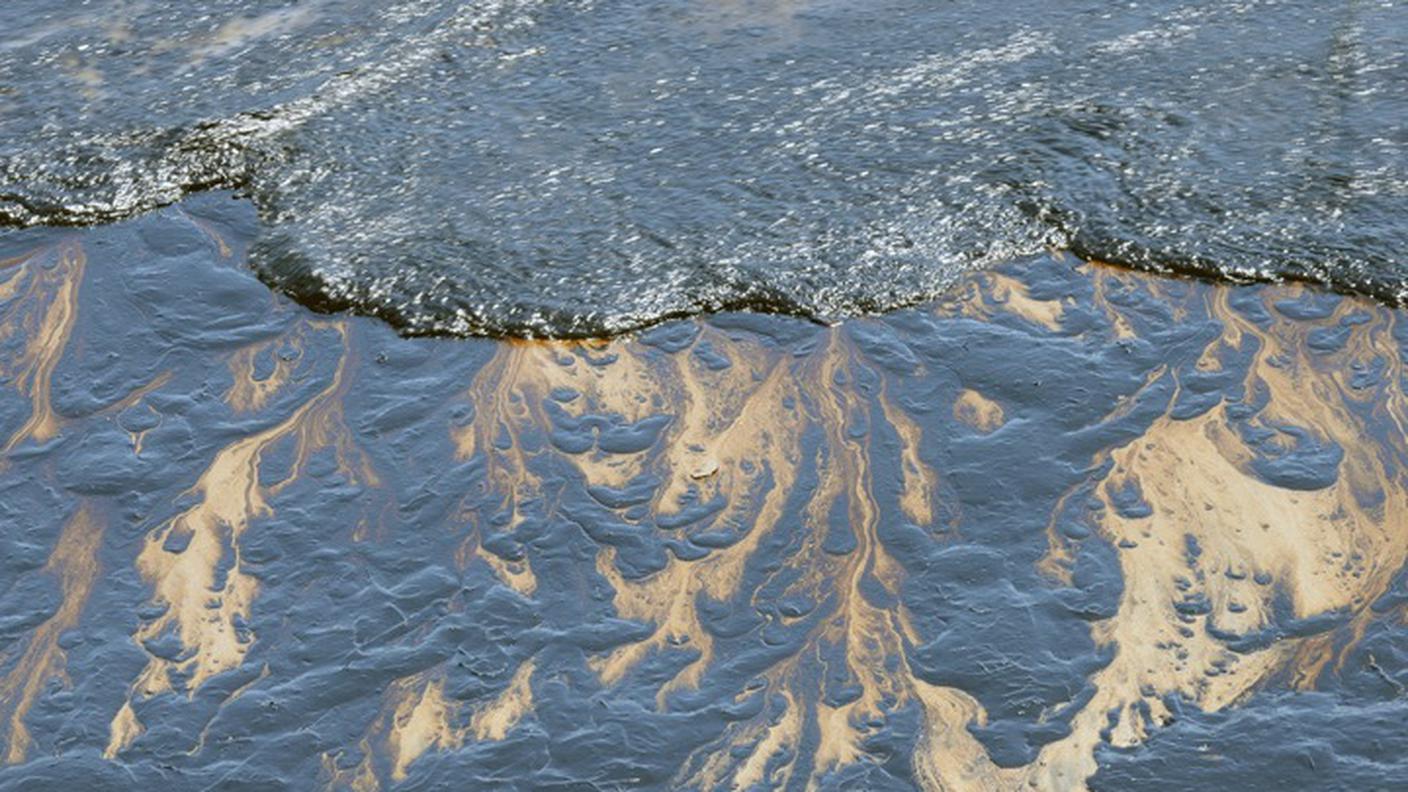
top-left (1, 0), bottom-right (1404, 336)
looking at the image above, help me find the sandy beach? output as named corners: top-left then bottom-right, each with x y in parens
top-left (2, 198), bottom-right (1407, 790)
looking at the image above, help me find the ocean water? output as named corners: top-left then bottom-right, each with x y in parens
top-left (1, 0), bottom-right (1404, 336)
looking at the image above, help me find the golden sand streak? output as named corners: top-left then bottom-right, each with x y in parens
top-left (323, 674), bottom-right (457, 789)
top-left (589, 350), bottom-right (804, 702)
top-left (453, 332), bottom-right (812, 704)
top-left (131, 323), bottom-right (375, 697)
top-left (910, 683), bottom-right (1012, 791)
top-left (103, 701), bottom-right (143, 759)
top-left (225, 335), bottom-right (301, 413)
top-left (952, 389), bottom-right (1005, 434)
top-left (470, 659), bottom-right (536, 741)
top-left (389, 678), bottom-right (460, 781)
top-left (1023, 278), bottom-right (1408, 792)
top-left (683, 271), bottom-right (1408, 791)
top-left (975, 270), bottom-right (1066, 331)
top-left (726, 691), bottom-right (801, 790)
top-left (1083, 262), bottom-right (1140, 340)
top-left (468, 539), bottom-right (538, 597)
top-left (451, 325), bottom-right (1048, 792)
top-left (881, 391), bottom-right (938, 525)
top-left (0, 505), bottom-right (104, 764)
top-left (449, 327), bottom-right (958, 790)
top-left (803, 336), bottom-right (929, 780)
top-left (0, 244), bottom-right (84, 456)
top-left (329, 660), bottom-right (537, 789)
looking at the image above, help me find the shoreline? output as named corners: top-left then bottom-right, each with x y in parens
top-left (2, 203), bottom-right (1408, 790)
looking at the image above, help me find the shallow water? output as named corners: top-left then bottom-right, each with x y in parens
top-left (3, 199), bottom-right (1408, 789)
top-left (2, 0), bottom-right (1405, 336)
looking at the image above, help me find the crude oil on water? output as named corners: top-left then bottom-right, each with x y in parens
top-left (2, 0), bottom-right (1408, 789)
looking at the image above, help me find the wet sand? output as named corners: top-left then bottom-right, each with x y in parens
top-left (3, 196), bottom-right (1408, 790)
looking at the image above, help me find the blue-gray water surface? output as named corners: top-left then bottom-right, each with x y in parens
top-left (4, 198), bottom-right (1408, 790)
top-left (1, 0), bottom-right (1404, 336)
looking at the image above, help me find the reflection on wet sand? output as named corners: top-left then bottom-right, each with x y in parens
top-left (1027, 271), bottom-right (1408, 789)
top-left (0, 504), bottom-right (103, 764)
top-left (0, 243), bottom-right (82, 456)
top-left (2, 203), bottom-right (1408, 790)
top-left (118, 318), bottom-right (374, 751)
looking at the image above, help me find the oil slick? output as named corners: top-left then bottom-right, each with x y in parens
top-left (3, 201), bottom-right (1408, 790)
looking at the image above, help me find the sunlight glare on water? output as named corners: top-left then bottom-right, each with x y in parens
top-left (1, 0), bottom-right (1404, 336)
